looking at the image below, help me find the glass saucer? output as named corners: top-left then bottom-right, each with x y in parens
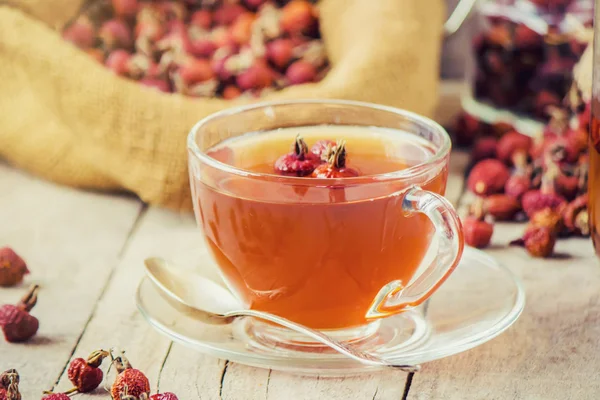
top-left (136, 247), bottom-right (525, 375)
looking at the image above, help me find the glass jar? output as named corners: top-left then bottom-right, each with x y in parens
top-left (463, 0), bottom-right (593, 135)
top-left (589, 1), bottom-right (600, 255)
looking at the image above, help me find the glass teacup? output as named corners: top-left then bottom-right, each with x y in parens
top-left (187, 100), bottom-right (464, 342)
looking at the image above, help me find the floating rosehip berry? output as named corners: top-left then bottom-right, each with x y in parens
top-left (67, 349), bottom-right (110, 393)
top-left (311, 140), bottom-right (359, 178)
top-left (0, 248), bottom-right (29, 287)
top-left (286, 60), bottom-right (317, 84)
top-left (274, 135), bottom-right (321, 176)
top-left (111, 353), bottom-right (151, 400)
top-left (0, 285), bottom-right (39, 343)
top-left (467, 159), bottom-right (510, 196)
top-left (151, 393), bottom-right (179, 400)
top-left (310, 139), bottom-right (336, 159)
top-left (0, 370), bottom-right (20, 400)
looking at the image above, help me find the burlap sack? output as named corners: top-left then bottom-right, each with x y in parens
top-left (0, 0), bottom-right (445, 211)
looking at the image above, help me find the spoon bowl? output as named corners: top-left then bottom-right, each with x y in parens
top-left (144, 257), bottom-right (420, 371)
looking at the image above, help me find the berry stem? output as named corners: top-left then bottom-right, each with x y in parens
top-left (18, 284), bottom-right (39, 312)
top-left (87, 349), bottom-right (110, 368)
top-left (293, 135), bottom-right (308, 160)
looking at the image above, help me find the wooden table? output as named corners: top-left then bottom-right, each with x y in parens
top-left (1, 150), bottom-right (599, 400)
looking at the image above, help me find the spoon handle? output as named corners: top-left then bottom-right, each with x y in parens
top-left (228, 309), bottom-right (420, 372)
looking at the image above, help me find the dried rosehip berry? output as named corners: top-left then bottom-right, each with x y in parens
top-left (112, 0), bottom-right (138, 19)
top-left (0, 248), bottom-right (29, 287)
top-left (111, 353), bottom-right (151, 400)
top-left (105, 49), bottom-right (132, 76)
top-left (470, 137), bottom-right (497, 164)
top-left (190, 10), bottom-right (212, 30)
top-left (513, 24), bottom-right (542, 49)
top-left (275, 135), bottom-right (321, 176)
top-left (312, 141), bottom-right (359, 178)
top-left (286, 60), bottom-right (317, 84)
top-left (467, 159), bottom-right (510, 196)
top-left (178, 58), bottom-right (214, 86)
top-left (214, 3), bottom-right (246, 26)
top-left (0, 369), bottom-right (20, 400)
top-left (280, 0), bottom-right (317, 36)
top-left (522, 226), bottom-right (556, 258)
top-left (99, 19), bottom-right (133, 51)
top-left (563, 194), bottom-right (589, 236)
top-left (140, 78), bottom-right (171, 93)
top-left (485, 24), bottom-right (511, 48)
top-left (505, 174), bottom-right (530, 201)
top-left (529, 207), bottom-right (563, 235)
top-left (67, 349), bottom-right (110, 393)
top-left (483, 194), bottom-right (521, 221)
top-left (41, 394), bottom-right (70, 400)
top-left (222, 85), bottom-right (242, 99)
top-left (266, 39), bottom-right (294, 70)
top-left (521, 165), bottom-right (566, 218)
top-left (463, 216), bottom-right (493, 249)
top-left (555, 173), bottom-right (579, 200)
top-left (63, 16), bottom-right (95, 49)
top-left (310, 139), bottom-right (336, 159)
top-left (230, 12), bottom-right (256, 45)
top-left (0, 285), bottom-right (39, 343)
top-left (496, 131), bottom-right (532, 165)
top-left (151, 393), bottom-right (179, 400)
top-left (236, 60), bottom-right (274, 90)
top-left (452, 112), bottom-right (481, 146)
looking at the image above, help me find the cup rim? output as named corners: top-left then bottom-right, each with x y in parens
top-left (187, 99), bottom-right (451, 185)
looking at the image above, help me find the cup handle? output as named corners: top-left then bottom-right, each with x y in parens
top-left (366, 186), bottom-right (464, 319)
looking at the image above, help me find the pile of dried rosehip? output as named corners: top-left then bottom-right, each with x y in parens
top-left (456, 85), bottom-right (590, 258)
top-left (62, 0), bottom-right (328, 98)
top-left (471, 1), bottom-right (591, 120)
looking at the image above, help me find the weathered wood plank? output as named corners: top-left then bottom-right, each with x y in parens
top-left (0, 163), bottom-right (142, 397)
top-left (407, 195), bottom-right (600, 399)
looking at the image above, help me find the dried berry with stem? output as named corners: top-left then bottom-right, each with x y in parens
top-left (41, 394), bottom-right (70, 400)
top-left (529, 207), bottom-right (563, 235)
top-left (0, 285), bottom-right (39, 343)
top-left (467, 159), bottom-right (510, 196)
top-left (563, 194), bottom-right (589, 236)
top-left (511, 226), bottom-right (556, 258)
top-left (111, 352), bottom-right (151, 400)
top-left (0, 369), bottom-right (21, 400)
top-left (496, 130), bottom-right (532, 166)
top-left (66, 349), bottom-right (110, 394)
top-left (463, 197), bottom-right (494, 249)
top-left (0, 248), bottom-right (29, 287)
top-left (311, 140), bottom-right (359, 178)
top-left (521, 161), bottom-right (567, 218)
top-left (482, 194), bottom-right (521, 221)
top-left (274, 135), bottom-right (321, 176)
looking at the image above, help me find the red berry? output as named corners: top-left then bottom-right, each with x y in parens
top-left (140, 78), bottom-right (171, 93)
top-left (99, 19), bottom-right (133, 50)
top-left (521, 190), bottom-right (566, 218)
top-left (470, 137), bottom-right (497, 164)
top-left (280, 0), bottom-right (316, 36)
top-left (467, 159), bottom-right (510, 196)
top-left (496, 131), bottom-right (532, 165)
top-left (236, 60), bottom-right (273, 90)
top-left (0, 285), bottom-right (39, 343)
top-left (244, 0), bottom-right (268, 9)
top-left (452, 112), bottom-right (481, 146)
top-left (0, 248), bottom-right (29, 287)
top-left (230, 12), bottom-right (255, 45)
top-left (151, 393), bottom-right (179, 400)
top-left (505, 174), bottom-right (530, 200)
top-left (522, 226), bottom-right (556, 258)
top-left (62, 17), bottom-right (95, 49)
top-left (311, 140), bottom-right (359, 178)
top-left (286, 60), bottom-right (317, 84)
top-left (112, 0), bottom-right (138, 19)
top-left (266, 39), bottom-right (294, 70)
top-left (42, 394), bottom-right (70, 400)
top-left (191, 10), bottom-right (212, 30)
top-left (111, 354), bottom-right (151, 400)
top-left (463, 216), bottom-right (493, 249)
top-left (275, 136), bottom-right (321, 176)
top-left (222, 85), bottom-right (242, 99)
top-left (105, 50), bottom-right (132, 76)
top-left (513, 24), bottom-right (541, 48)
top-left (67, 350), bottom-right (110, 393)
top-left (214, 3), bottom-right (246, 26)
top-left (179, 58), bottom-right (214, 85)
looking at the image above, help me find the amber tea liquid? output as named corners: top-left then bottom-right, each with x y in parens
top-left (191, 126), bottom-right (448, 330)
